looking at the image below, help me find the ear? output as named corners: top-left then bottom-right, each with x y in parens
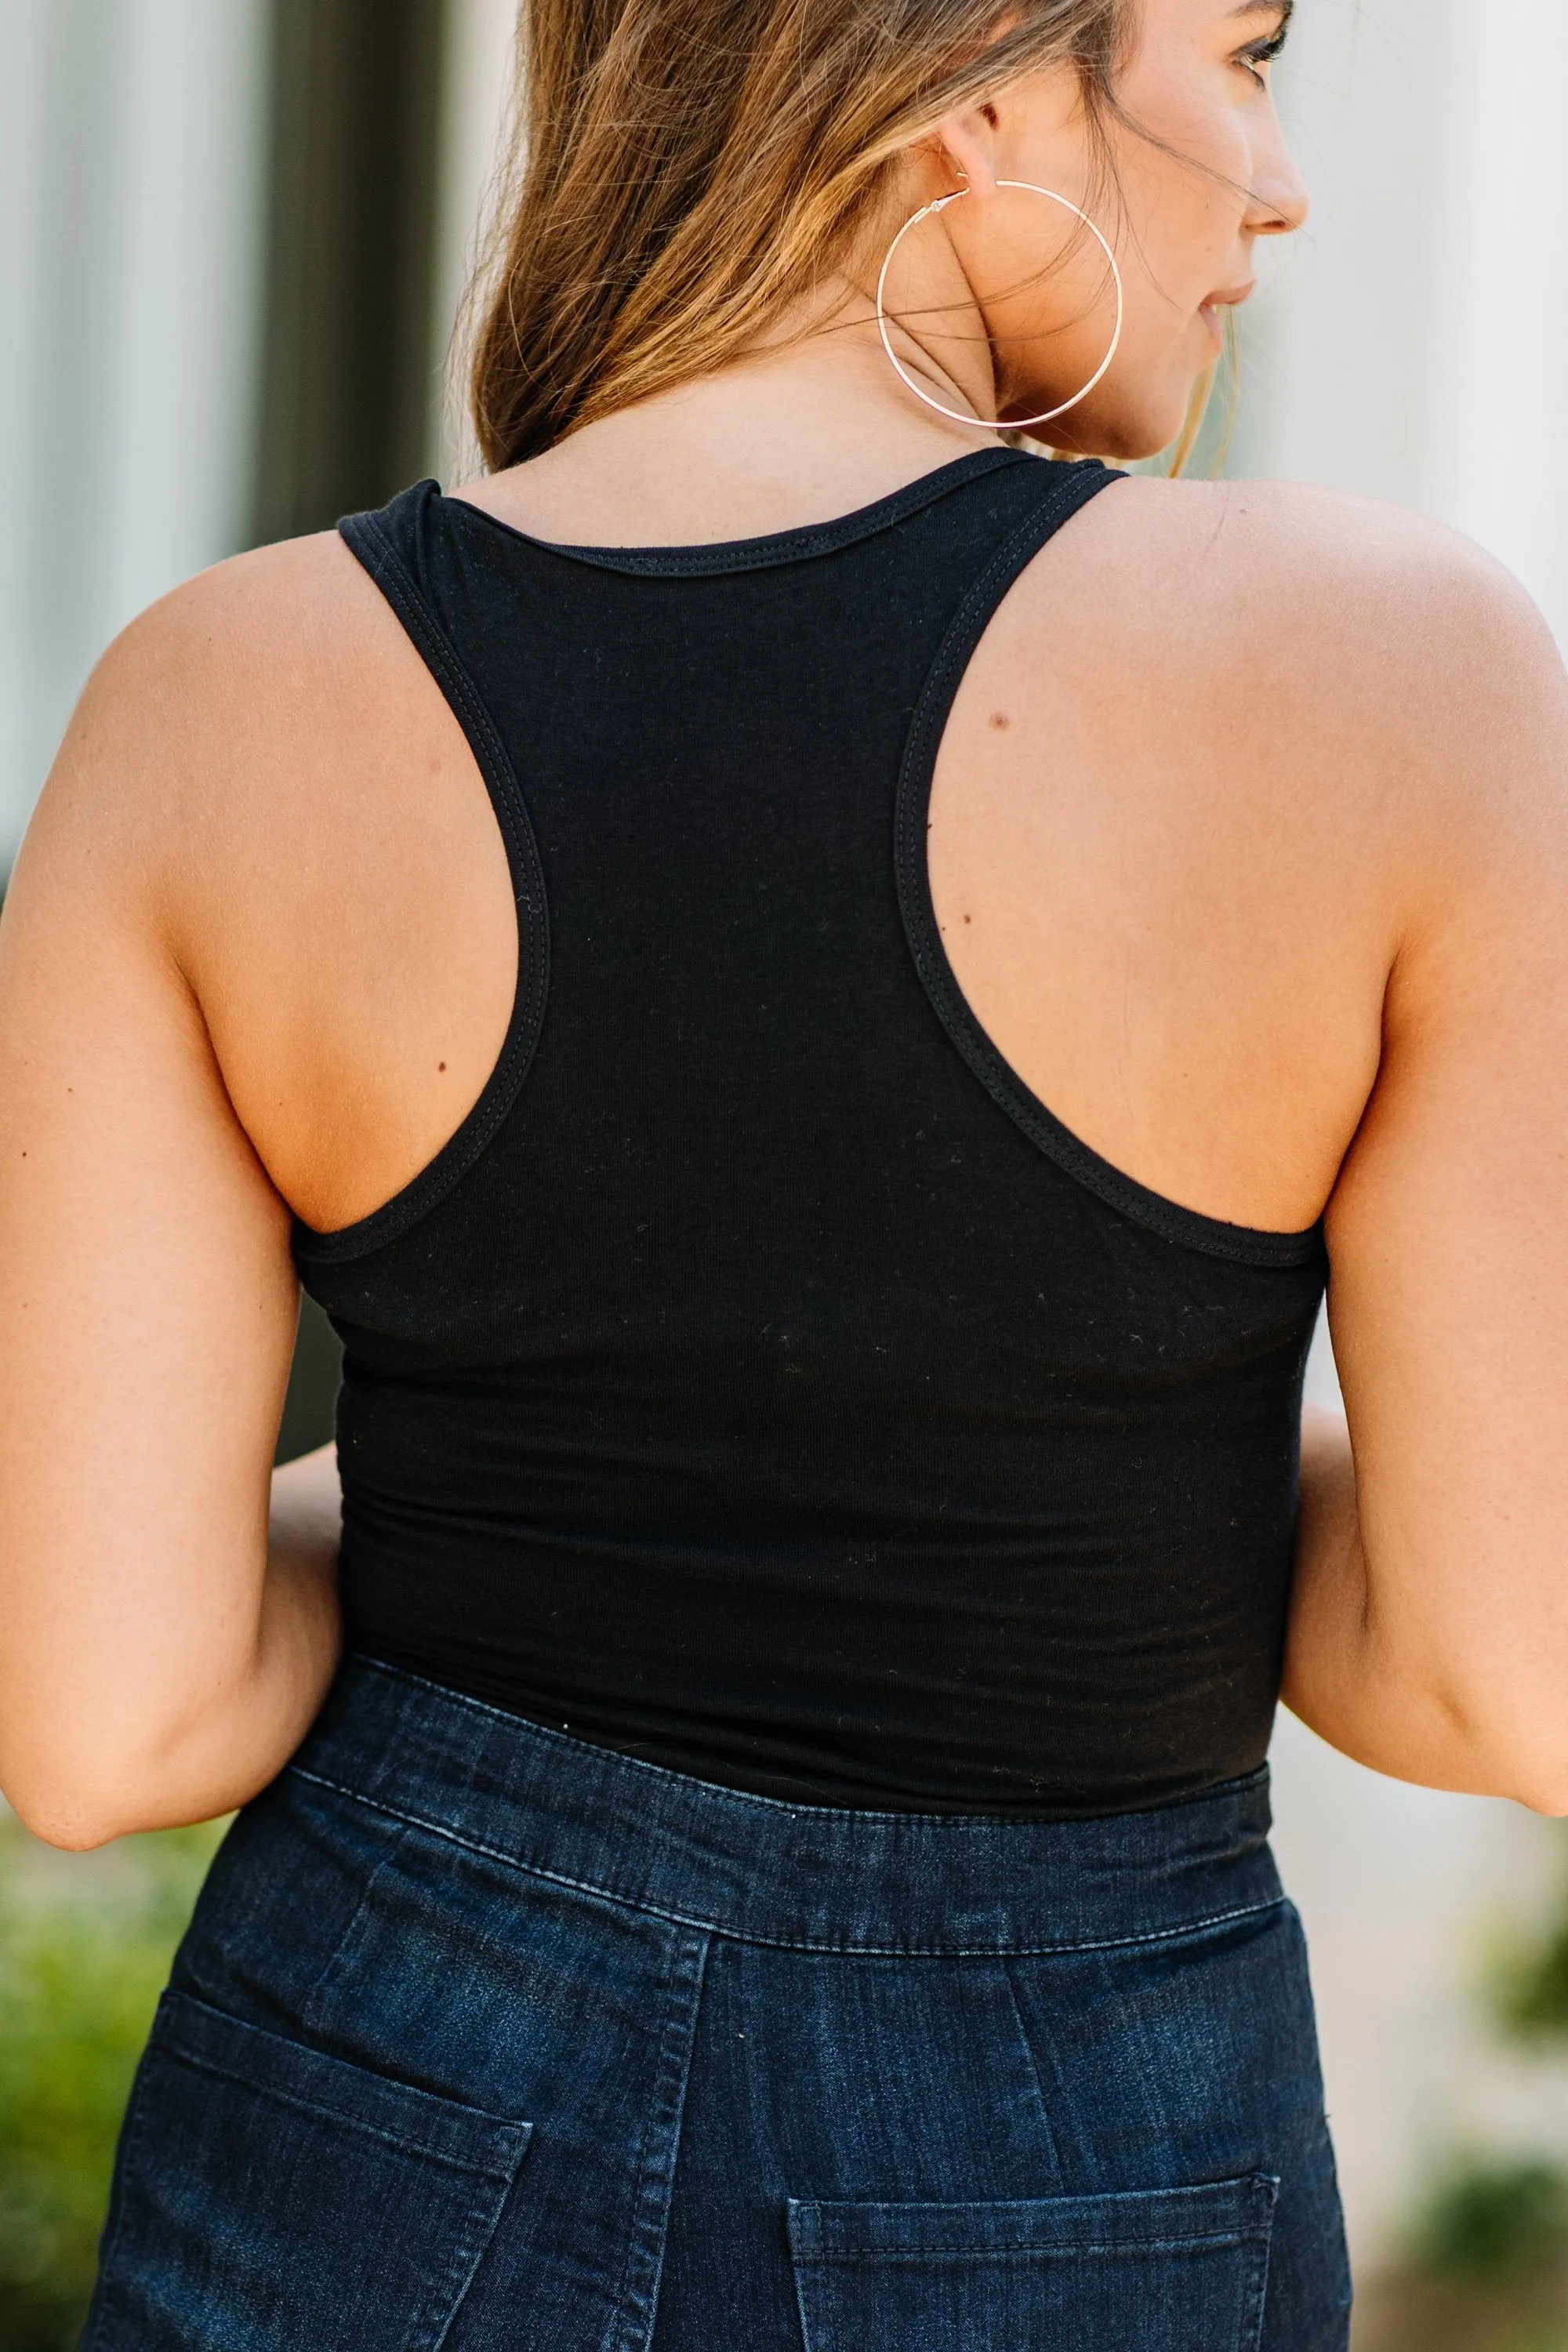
top-left (928, 103), bottom-right (1003, 198)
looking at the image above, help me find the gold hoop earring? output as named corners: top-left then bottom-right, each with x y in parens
top-left (874, 181), bottom-right (1124, 431)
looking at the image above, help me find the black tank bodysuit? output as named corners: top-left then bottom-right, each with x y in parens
top-left (296, 449), bottom-right (1326, 1817)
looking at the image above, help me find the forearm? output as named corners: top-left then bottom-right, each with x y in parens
top-left (3, 1446), bottom-right (343, 1849)
top-left (112, 1445), bottom-right (344, 1838)
top-left (1282, 1407), bottom-right (1559, 1808)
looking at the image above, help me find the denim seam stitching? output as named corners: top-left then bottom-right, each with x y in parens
top-left (607, 1928), bottom-right (710, 2352)
top-left (288, 1764), bottom-right (1286, 1958)
top-left (151, 2037), bottom-right (528, 2180)
top-left (82, 1994), bottom-right (527, 2352)
top-left (343, 1655), bottom-right (1272, 1828)
top-left (1239, 2177), bottom-right (1281, 2352)
top-left (298, 1814), bottom-right (412, 2034)
top-left (1000, 1955), bottom-right (1065, 2183)
top-left (797, 2232), bottom-right (1272, 2261)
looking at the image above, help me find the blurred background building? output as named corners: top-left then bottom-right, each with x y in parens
top-left (2, 0), bottom-right (1567, 2336)
top-left (0, 0), bottom-right (516, 859)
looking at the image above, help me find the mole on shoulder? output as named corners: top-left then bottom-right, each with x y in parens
top-left (989, 712), bottom-right (1010, 731)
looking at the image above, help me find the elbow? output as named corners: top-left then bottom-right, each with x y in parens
top-left (1432, 1708), bottom-right (1568, 1818)
top-left (1307, 1642), bottom-right (1568, 1817)
top-left (0, 1734), bottom-right (183, 1851)
top-left (0, 1679), bottom-right (292, 1846)
top-left (2, 1775), bottom-right (136, 1851)
top-left (1376, 1642), bottom-right (1568, 1816)
top-left (1499, 1765), bottom-right (1568, 1820)
top-left (1457, 1697), bottom-right (1568, 1818)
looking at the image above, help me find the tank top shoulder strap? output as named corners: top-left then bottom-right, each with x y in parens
top-left (325, 481), bottom-right (554, 1261)
top-left (886, 469), bottom-right (1323, 1269)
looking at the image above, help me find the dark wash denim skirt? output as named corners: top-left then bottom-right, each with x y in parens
top-left (84, 1657), bottom-right (1352, 2352)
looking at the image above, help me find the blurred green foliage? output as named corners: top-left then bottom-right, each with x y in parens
top-left (1377, 1872), bottom-right (1568, 2350)
top-left (0, 1809), bottom-right (223, 2352)
top-left (1496, 1916), bottom-right (1568, 2046)
top-left (1414, 2161), bottom-right (1568, 2290)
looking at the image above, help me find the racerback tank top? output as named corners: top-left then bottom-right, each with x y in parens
top-left (295, 448), bottom-right (1326, 1817)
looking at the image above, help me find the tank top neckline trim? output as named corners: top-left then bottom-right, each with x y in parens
top-left (434, 445), bottom-right (1040, 575)
top-left (296, 459), bottom-right (1325, 1271)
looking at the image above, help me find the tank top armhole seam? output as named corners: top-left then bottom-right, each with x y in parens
top-left (292, 502), bottom-right (552, 1267)
top-left (895, 466), bottom-right (1327, 1275)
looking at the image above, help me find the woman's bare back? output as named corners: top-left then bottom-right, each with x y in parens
top-left (102, 459), bottom-right (1501, 1246)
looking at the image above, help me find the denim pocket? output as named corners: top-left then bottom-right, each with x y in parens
top-left (86, 1991), bottom-right (532, 2352)
top-left (787, 2176), bottom-right (1278, 2352)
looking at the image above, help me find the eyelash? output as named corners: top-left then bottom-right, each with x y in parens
top-left (1236, 30), bottom-right (1288, 87)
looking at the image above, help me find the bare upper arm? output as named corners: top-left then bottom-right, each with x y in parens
top-left (1290, 509), bottom-right (1568, 1770)
top-left (0, 530), bottom-right (500, 1815)
top-left (0, 615), bottom-right (300, 1798)
top-left (1089, 475), bottom-right (1568, 1780)
top-left (1165, 480), bottom-right (1568, 1613)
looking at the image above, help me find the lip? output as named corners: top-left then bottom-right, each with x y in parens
top-left (1200, 281), bottom-right (1257, 347)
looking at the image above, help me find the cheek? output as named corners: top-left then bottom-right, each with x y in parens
top-left (1116, 163), bottom-right (1240, 334)
top-left (1110, 100), bottom-right (1250, 284)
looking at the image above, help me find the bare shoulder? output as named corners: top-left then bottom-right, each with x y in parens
top-left (30, 531), bottom-right (437, 901)
top-left (1051, 471), bottom-right (1568, 858)
top-left (8, 519), bottom-right (514, 1233)
top-left (13, 524), bottom-right (494, 1098)
top-left (94, 527), bottom-right (393, 702)
top-left (1080, 473), bottom-right (1552, 670)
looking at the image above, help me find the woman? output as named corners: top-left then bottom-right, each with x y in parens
top-left (3, 0), bottom-right (1566, 2339)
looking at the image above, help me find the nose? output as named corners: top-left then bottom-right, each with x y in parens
top-left (1247, 119), bottom-right (1311, 239)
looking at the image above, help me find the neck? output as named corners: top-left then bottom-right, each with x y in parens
top-left (470, 278), bottom-right (1003, 548)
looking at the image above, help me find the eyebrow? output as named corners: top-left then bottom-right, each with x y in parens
top-left (1230, 0), bottom-right (1292, 21)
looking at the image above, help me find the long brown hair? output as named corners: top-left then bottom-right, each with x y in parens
top-left (468, 0), bottom-right (1132, 471)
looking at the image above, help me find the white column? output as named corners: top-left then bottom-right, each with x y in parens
top-left (1421, 0), bottom-right (1568, 641)
top-left (103, 0), bottom-right (270, 630)
top-left (433, 0), bottom-right (522, 482)
top-left (1247, 0), bottom-right (1568, 644)
top-left (0, 0), bottom-right (268, 860)
top-left (1236, 0), bottom-right (1445, 506)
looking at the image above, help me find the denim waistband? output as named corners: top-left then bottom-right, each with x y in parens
top-left (287, 1656), bottom-right (1283, 1958)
